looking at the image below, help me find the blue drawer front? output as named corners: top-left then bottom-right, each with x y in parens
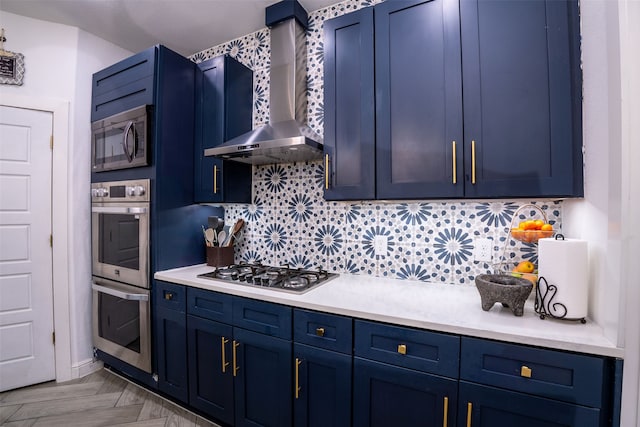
top-left (294, 309), bottom-right (352, 354)
top-left (187, 287), bottom-right (233, 324)
top-left (460, 337), bottom-right (606, 407)
top-left (233, 298), bottom-right (292, 340)
top-left (154, 281), bottom-right (186, 312)
top-left (354, 320), bottom-right (459, 378)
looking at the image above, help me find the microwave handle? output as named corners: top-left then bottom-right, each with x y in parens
top-left (92, 283), bottom-right (149, 301)
top-left (122, 120), bottom-right (136, 163)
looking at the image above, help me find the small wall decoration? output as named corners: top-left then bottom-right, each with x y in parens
top-left (0, 28), bottom-right (25, 86)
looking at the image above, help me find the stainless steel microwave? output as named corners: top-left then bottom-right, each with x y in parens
top-left (91, 105), bottom-right (151, 172)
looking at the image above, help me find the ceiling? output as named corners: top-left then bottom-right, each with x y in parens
top-left (0, 0), bottom-right (338, 57)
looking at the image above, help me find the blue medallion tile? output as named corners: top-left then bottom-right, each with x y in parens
top-left (252, 67), bottom-right (270, 127)
top-left (252, 29), bottom-right (270, 68)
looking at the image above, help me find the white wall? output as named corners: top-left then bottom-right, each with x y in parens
top-left (563, 0), bottom-right (640, 424)
top-left (0, 11), bottom-right (132, 374)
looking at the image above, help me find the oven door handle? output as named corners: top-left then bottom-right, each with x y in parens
top-left (92, 283), bottom-right (149, 301)
top-left (91, 206), bottom-right (148, 214)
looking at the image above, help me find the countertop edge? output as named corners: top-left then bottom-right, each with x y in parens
top-left (154, 265), bottom-right (624, 359)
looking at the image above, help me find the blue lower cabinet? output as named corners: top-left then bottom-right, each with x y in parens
top-left (187, 314), bottom-right (234, 425)
top-left (353, 357), bottom-right (458, 427)
top-left (154, 282), bottom-right (188, 403)
top-left (293, 343), bottom-right (352, 427)
top-left (458, 381), bottom-right (601, 427)
top-left (233, 327), bottom-right (292, 427)
top-left (154, 306), bottom-right (188, 403)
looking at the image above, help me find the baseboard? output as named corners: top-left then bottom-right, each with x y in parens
top-left (70, 358), bottom-right (103, 380)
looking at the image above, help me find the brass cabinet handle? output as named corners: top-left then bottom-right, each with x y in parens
top-left (232, 340), bottom-right (240, 377)
top-left (324, 154), bottom-right (329, 190)
top-left (164, 292), bottom-right (173, 300)
top-left (443, 397), bottom-right (449, 427)
top-left (213, 165), bottom-right (218, 194)
top-left (452, 141), bottom-right (457, 184)
top-left (397, 344), bottom-right (407, 355)
top-left (221, 337), bottom-right (229, 373)
top-left (295, 358), bottom-right (302, 399)
top-left (466, 402), bottom-right (473, 427)
top-left (316, 327), bottom-right (325, 337)
top-left (520, 365), bottom-right (532, 378)
top-left (471, 140), bottom-right (476, 184)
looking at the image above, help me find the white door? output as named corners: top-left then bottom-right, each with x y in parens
top-left (0, 105), bottom-right (55, 391)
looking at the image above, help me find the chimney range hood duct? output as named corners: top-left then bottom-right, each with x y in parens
top-left (204, 2), bottom-right (323, 165)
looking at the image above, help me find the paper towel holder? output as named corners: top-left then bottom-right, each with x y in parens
top-left (535, 274), bottom-right (587, 324)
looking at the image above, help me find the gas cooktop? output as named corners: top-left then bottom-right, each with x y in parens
top-left (197, 263), bottom-right (338, 294)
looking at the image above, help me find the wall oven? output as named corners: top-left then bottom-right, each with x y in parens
top-left (91, 179), bottom-right (152, 373)
top-left (91, 105), bottom-right (151, 172)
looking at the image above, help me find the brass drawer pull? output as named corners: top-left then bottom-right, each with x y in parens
top-left (295, 358), bottom-right (302, 399)
top-left (325, 154), bottom-right (330, 190)
top-left (164, 292), bottom-right (173, 300)
top-left (443, 396), bottom-right (449, 427)
top-left (213, 164), bottom-right (218, 194)
top-left (471, 140), bottom-right (476, 184)
top-left (315, 327), bottom-right (325, 337)
top-left (232, 340), bottom-right (240, 377)
top-left (466, 402), bottom-right (473, 427)
top-left (452, 141), bottom-right (457, 184)
top-left (520, 365), bottom-right (532, 378)
top-left (221, 337), bottom-right (229, 373)
top-left (397, 344), bottom-right (407, 355)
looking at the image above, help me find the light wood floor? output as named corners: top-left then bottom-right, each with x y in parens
top-left (0, 368), bottom-right (220, 427)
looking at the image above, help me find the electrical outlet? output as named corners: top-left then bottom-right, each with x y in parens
top-left (374, 235), bottom-right (388, 256)
top-left (474, 238), bottom-right (493, 262)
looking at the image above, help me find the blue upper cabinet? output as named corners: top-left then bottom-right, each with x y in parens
top-left (461, 0), bottom-right (583, 198)
top-left (91, 47), bottom-right (155, 122)
top-left (194, 55), bottom-right (253, 203)
top-left (323, 8), bottom-right (376, 200)
top-left (323, 0), bottom-right (582, 200)
top-left (375, 0), bottom-right (464, 199)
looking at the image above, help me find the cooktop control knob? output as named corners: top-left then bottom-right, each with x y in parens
top-left (90, 188), bottom-right (99, 198)
top-left (134, 185), bottom-right (146, 196)
top-left (126, 186), bottom-right (136, 197)
top-left (97, 188), bottom-right (109, 197)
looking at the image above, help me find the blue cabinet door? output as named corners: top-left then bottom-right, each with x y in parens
top-left (187, 314), bottom-right (234, 425)
top-left (233, 327), bottom-right (292, 427)
top-left (194, 56), bottom-right (253, 203)
top-left (458, 381), bottom-right (600, 427)
top-left (154, 306), bottom-right (188, 403)
top-left (91, 46), bottom-right (156, 122)
top-left (293, 343), bottom-right (352, 427)
top-left (323, 7), bottom-right (376, 200)
top-left (353, 357), bottom-right (458, 427)
top-left (460, 0), bottom-right (582, 198)
top-left (375, 0), bottom-right (464, 199)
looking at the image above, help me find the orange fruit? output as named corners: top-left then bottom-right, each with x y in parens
top-left (541, 223), bottom-right (553, 231)
top-left (533, 219), bottom-right (544, 230)
top-left (523, 220), bottom-right (536, 230)
top-left (518, 222), bottom-right (526, 230)
top-left (515, 261), bottom-right (535, 273)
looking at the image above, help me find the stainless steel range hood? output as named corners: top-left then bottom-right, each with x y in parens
top-left (204, 13), bottom-right (323, 165)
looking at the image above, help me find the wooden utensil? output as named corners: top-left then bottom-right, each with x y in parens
top-left (224, 219), bottom-right (245, 247)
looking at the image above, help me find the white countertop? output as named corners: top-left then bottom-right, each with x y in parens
top-left (154, 264), bottom-right (623, 358)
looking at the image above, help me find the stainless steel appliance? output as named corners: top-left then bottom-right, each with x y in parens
top-left (91, 105), bottom-right (151, 172)
top-left (204, 14), bottom-right (323, 164)
top-left (91, 179), bottom-right (150, 287)
top-left (91, 179), bottom-right (152, 373)
top-left (198, 264), bottom-right (338, 294)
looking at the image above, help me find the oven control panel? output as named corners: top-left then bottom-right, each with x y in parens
top-left (91, 179), bottom-right (150, 203)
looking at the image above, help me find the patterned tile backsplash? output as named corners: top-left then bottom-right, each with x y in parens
top-left (189, 0), bottom-right (563, 286)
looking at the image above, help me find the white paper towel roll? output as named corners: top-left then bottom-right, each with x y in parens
top-left (538, 237), bottom-right (588, 319)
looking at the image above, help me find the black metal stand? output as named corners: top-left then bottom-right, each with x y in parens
top-left (534, 276), bottom-right (586, 323)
